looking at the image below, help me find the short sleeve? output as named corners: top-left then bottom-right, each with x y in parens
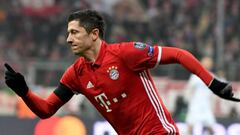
top-left (60, 65), bottom-right (79, 93)
top-left (119, 42), bottom-right (162, 71)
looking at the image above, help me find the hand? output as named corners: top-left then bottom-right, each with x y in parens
top-left (4, 63), bottom-right (29, 97)
top-left (209, 78), bottom-right (240, 102)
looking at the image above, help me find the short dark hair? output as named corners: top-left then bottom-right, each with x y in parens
top-left (68, 9), bottom-right (105, 39)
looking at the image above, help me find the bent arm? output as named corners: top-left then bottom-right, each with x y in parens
top-left (160, 47), bottom-right (213, 86)
top-left (22, 83), bottom-right (74, 119)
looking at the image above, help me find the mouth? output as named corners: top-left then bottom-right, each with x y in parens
top-left (71, 44), bottom-right (78, 49)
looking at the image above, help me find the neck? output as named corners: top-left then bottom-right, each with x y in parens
top-left (83, 39), bottom-right (102, 62)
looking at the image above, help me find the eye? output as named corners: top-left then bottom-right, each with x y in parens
top-left (71, 30), bottom-right (79, 34)
top-left (67, 29), bottom-right (79, 36)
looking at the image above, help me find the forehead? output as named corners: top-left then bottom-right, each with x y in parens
top-left (67, 20), bottom-right (83, 31)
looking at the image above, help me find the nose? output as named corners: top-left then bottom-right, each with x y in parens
top-left (67, 34), bottom-right (73, 44)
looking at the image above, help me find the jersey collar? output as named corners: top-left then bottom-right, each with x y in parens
top-left (92, 40), bottom-right (107, 67)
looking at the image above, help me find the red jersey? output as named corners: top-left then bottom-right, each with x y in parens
top-left (60, 41), bottom-right (179, 135)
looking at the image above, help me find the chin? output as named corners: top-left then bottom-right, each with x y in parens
top-left (72, 51), bottom-right (82, 56)
top-left (71, 49), bottom-right (80, 54)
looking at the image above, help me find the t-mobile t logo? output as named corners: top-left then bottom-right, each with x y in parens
top-left (94, 93), bottom-right (112, 112)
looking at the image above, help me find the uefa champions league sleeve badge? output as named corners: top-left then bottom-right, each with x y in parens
top-left (107, 66), bottom-right (119, 80)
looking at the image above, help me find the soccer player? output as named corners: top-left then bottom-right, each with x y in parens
top-left (4, 9), bottom-right (240, 135)
top-left (185, 57), bottom-right (216, 135)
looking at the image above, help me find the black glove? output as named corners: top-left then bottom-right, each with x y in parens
top-left (209, 78), bottom-right (240, 102)
top-left (4, 63), bottom-right (29, 97)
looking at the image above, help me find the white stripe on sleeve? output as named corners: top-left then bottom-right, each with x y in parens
top-left (154, 46), bottom-right (162, 68)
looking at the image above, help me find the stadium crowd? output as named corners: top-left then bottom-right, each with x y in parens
top-left (0, 0), bottom-right (239, 120)
top-left (0, 0), bottom-right (239, 87)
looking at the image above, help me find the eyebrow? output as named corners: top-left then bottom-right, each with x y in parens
top-left (67, 29), bottom-right (79, 33)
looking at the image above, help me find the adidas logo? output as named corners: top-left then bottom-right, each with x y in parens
top-left (87, 81), bottom-right (94, 89)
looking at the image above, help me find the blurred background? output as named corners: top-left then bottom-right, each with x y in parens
top-left (0, 0), bottom-right (239, 135)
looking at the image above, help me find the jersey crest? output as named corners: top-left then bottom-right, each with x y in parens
top-left (107, 66), bottom-right (119, 80)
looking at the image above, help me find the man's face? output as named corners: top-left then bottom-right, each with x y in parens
top-left (66, 20), bottom-right (93, 55)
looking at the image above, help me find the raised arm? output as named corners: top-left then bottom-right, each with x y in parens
top-left (160, 47), bottom-right (212, 85)
top-left (4, 63), bottom-right (74, 119)
top-left (159, 47), bottom-right (240, 102)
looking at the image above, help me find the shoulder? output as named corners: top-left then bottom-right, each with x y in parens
top-left (106, 42), bottom-right (136, 53)
top-left (107, 41), bottom-right (134, 49)
top-left (65, 57), bottom-right (85, 75)
top-left (60, 58), bottom-right (85, 92)
top-left (61, 57), bottom-right (84, 86)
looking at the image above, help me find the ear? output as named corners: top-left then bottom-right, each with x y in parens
top-left (91, 28), bottom-right (100, 41)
